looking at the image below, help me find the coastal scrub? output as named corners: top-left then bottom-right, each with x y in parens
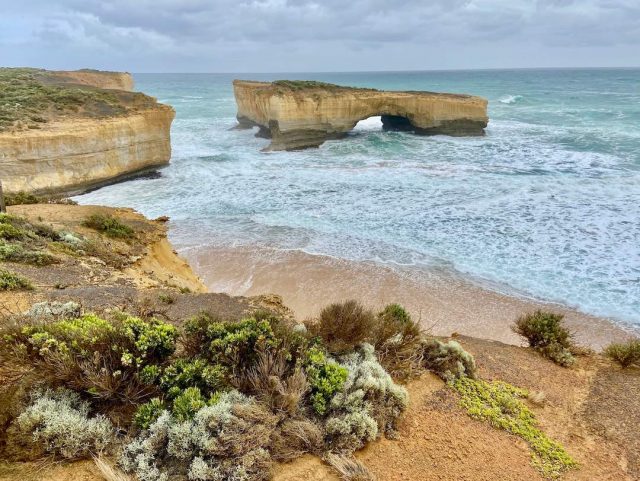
top-left (451, 377), bottom-right (576, 478)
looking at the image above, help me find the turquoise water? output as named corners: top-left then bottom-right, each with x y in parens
top-left (76, 69), bottom-right (640, 327)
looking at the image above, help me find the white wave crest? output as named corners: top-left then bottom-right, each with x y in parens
top-left (499, 94), bottom-right (523, 104)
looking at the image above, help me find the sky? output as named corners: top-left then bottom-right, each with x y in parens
top-left (1, 0), bottom-right (639, 72)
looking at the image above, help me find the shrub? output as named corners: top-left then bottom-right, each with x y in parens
top-left (244, 348), bottom-right (308, 415)
top-left (604, 339), bottom-right (640, 368)
top-left (3, 191), bottom-right (39, 206)
top-left (121, 391), bottom-right (276, 481)
top-left (25, 301), bottom-right (81, 320)
top-left (11, 388), bottom-right (114, 459)
top-left (270, 419), bottom-right (324, 462)
top-left (0, 241), bottom-right (58, 266)
top-left (172, 387), bottom-right (208, 422)
top-left (159, 358), bottom-right (227, 400)
top-left (2, 313), bottom-right (177, 402)
top-left (134, 398), bottom-right (166, 430)
top-left (451, 377), bottom-right (576, 477)
top-left (512, 311), bottom-right (575, 366)
top-left (422, 338), bottom-right (476, 381)
top-left (325, 344), bottom-right (408, 452)
top-left (325, 453), bottom-right (375, 481)
top-left (307, 300), bottom-right (376, 354)
top-left (0, 269), bottom-right (33, 290)
top-left (304, 347), bottom-right (348, 415)
top-left (82, 214), bottom-right (135, 239)
top-left (372, 303), bottom-right (423, 379)
top-left (184, 314), bottom-right (277, 369)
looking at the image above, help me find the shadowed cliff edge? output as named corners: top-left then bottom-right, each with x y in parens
top-left (233, 80), bottom-right (489, 150)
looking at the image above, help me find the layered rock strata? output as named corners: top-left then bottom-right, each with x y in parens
top-left (233, 80), bottom-right (489, 150)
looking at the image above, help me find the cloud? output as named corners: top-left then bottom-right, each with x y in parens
top-left (0, 0), bottom-right (638, 71)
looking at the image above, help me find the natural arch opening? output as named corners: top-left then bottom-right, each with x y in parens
top-left (381, 115), bottom-right (414, 132)
top-left (353, 116), bottom-right (383, 132)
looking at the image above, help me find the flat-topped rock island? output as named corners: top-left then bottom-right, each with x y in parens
top-left (233, 79), bottom-right (489, 150)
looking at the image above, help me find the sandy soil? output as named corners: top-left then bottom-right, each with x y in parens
top-left (185, 245), bottom-right (636, 350)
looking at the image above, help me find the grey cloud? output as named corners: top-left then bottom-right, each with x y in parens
top-left (0, 0), bottom-right (638, 71)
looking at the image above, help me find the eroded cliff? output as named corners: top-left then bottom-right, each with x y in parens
top-left (0, 68), bottom-right (174, 194)
top-left (233, 80), bottom-right (489, 150)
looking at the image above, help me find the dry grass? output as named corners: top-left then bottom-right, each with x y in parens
top-left (271, 419), bottom-right (324, 462)
top-left (93, 456), bottom-right (134, 481)
top-left (307, 300), bottom-right (376, 354)
top-left (243, 349), bottom-right (308, 415)
top-left (326, 453), bottom-right (376, 481)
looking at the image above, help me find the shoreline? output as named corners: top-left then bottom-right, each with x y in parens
top-left (181, 243), bottom-right (637, 350)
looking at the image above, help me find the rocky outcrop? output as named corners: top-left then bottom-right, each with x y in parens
top-left (233, 80), bottom-right (489, 150)
top-left (0, 69), bottom-right (174, 195)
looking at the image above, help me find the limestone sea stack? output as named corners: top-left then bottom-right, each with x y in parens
top-left (233, 80), bottom-right (489, 151)
top-left (0, 68), bottom-right (174, 195)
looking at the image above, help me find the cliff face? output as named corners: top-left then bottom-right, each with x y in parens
top-left (0, 106), bottom-right (174, 195)
top-left (233, 80), bottom-right (489, 150)
top-left (0, 68), bottom-right (174, 195)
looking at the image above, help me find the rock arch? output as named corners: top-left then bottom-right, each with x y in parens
top-left (233, 80), bottom-right (489, 151)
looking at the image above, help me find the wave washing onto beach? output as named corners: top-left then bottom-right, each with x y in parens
top-left (76, 69), bottom-right (640, 329)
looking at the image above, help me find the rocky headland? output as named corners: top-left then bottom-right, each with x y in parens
top-left (0, 68), bottom-right (174, 195)
top-left (233, 80), bottom-right (489, 150)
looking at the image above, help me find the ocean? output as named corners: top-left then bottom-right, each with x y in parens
top-left (76, 69), bottom-right (640, 328)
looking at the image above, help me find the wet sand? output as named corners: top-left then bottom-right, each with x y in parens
top-left (182, 245), bottom-right (637, 350)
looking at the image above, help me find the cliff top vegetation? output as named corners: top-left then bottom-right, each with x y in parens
top-left (0, 68), bottom-right (157, 132)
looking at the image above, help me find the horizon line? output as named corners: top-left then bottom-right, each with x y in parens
top-left (127, 66), bottom-right (640, 75)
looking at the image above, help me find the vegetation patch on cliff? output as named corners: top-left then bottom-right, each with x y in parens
top-left (0, 299), bottom-right (469, 480)
top-left (451, 377), bottom-right (576, 478)
top-left (0, 68), bottom-right (156, 132)
top-left (272, 80), bottom-right (377, 93)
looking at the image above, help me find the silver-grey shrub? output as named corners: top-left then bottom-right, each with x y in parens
top-left (325, 343), bottom-right (408, 452)
top-left (121, 390), bottom-right (275, 481)
top-left (13, 388), bottom-right (114, 459)
top-left (422, 338), bottom-right (477, 381)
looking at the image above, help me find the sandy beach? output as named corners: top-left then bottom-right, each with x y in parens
top-left (182, 245), bottom-right (637, 350)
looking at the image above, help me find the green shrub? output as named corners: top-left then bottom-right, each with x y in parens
top-left (82, 213), bottom-right (135, 239)
top-left (452, 377), bottom-right (576, 477)
top-left (0, 221), bottom-right (26, 240)
top-left (512, 311), bottom-right (575, 366)
top-left (325, 344), bottom-right (408, 452)
top-left (3, 191), bottom-right (39, 206)
top-left (133, 398), bottom-right (166, 430)
top-left (172, 387), bottom-right (208, 422)
top-left (307, 300), bottom-right (376, 354)
top-left (11, 388), bottom-right (114, 459)
top-left (0, 241), bottom-right (58, 266)
top-left (604, 339), bottom-right (640, 368)
top-left (159, 358), bottom-right (227, 399)
top-left (184, 314), bottom-right (277, 368)
top-left (304, 347), bottom-right (348, 415)
top-left (158, 293), bottom-right (175, 304)
top-left (2, 313), bottom-right (177, 402)
top-left (422, 338), bottom-right (477, 381)
top-left (0, 269), bottom-right (33, 290)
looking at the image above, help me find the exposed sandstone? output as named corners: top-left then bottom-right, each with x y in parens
top-left (0, 107), bottom-right (175, 195)
top-left (0, 68), bottom-right (174, 194)
top-left (233, 80), bottom-right (489, 150)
